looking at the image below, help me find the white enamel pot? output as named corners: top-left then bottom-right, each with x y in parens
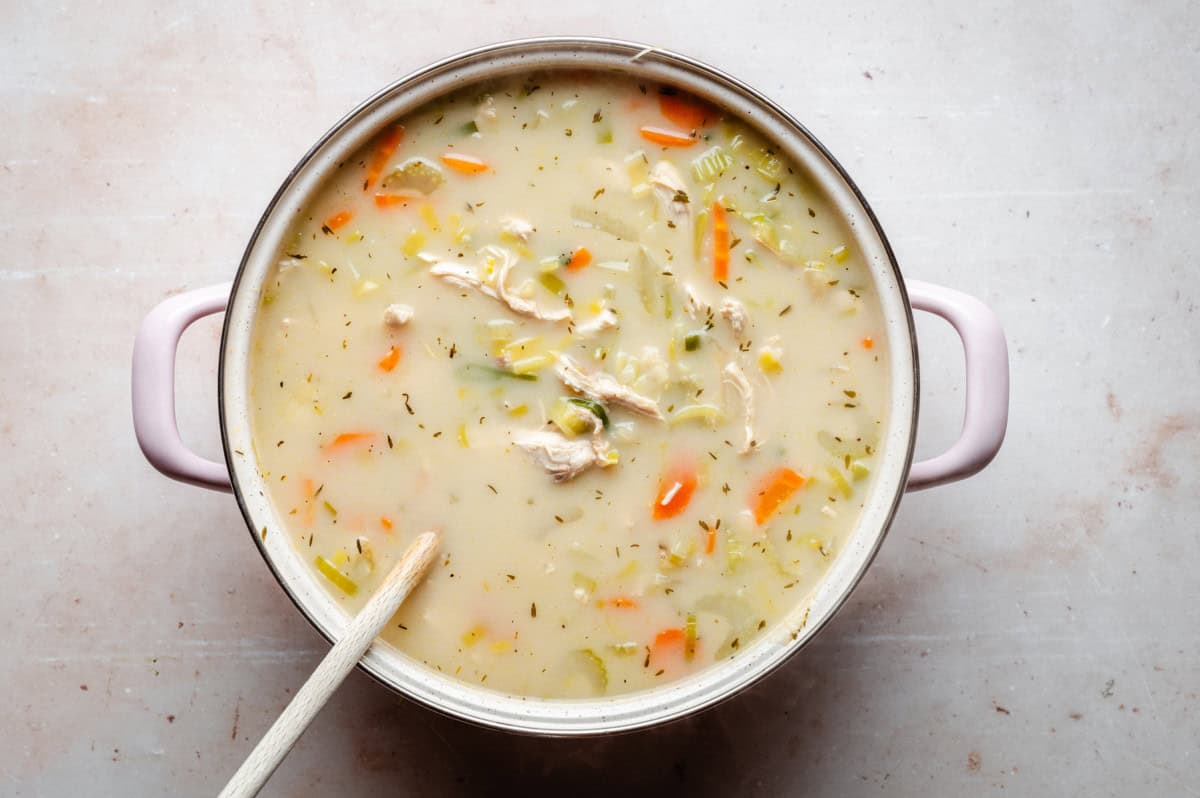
top-left (131, 38), bottom-right (1009, 736)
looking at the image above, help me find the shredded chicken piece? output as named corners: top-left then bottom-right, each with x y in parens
top-left (382, 303), bottom-right (414, 327)
top-left (474, 94), bottom-right (498, 129)
top-left (574, 308), bottom-right (620, 338)
top-left (719, 297), bottom-right (750, 339)
top-left (556, 354), bottom-right (664, 419)
top-left (512, 428), bottom-right (613, 482)
top-left (649, 161), bottom-right (691, 226)
top-left (429, 246), bottom-right (571, 323)
top-left (722, 362), bottom-right (758, 454)
top-left (501, 216), bottom-right (535, 242)
top-left (683, 283), bottom-right (709, 321)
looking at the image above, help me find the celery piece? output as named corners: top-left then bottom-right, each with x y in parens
top-left (826, 466), bottom-right (853, 499)
top-left (691, 145), bottom-right (734, 182)
top-left (850, 460), bottom-right (870, 481)
top-left (684, 332), bottom-right (702, 351)
top-left (669, 404), bottom-right (723, 427)
top-left (684, 613), bottom-right (698, 661)
top-left (383, 157), bottom-right (445, 195)
top-left (577, 649), bottom-right (609, 691)
top-left (460, 120), bottom-right (479, 135)
top-left (549, 398), bottom-right (596, 437)
top-left (538, 271), bottom-right (566, 295)
top-left (314, 555), bottom-right (358, 596)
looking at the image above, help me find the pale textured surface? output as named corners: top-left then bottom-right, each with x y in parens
top-left (3, 2), bottom-right (1198, 796)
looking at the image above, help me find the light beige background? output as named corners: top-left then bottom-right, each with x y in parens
top-left (3, 1), bottom-right (1197, 795)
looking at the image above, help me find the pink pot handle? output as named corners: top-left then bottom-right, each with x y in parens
top-left (905, 280), bottom-right (1009, 491)
top-left (132, 283), bottom-right (234, 491)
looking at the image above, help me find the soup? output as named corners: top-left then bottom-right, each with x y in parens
top-left (248, 72), bottom-right (889, 698)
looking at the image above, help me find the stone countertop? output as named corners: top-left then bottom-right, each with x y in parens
top-left (4, 2), bottom-right (1197, 795)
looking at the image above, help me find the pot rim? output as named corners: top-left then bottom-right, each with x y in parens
top-left (217, 35), bottom-right (918, 736)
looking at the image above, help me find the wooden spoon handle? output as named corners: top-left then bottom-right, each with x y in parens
top-left (219, 530), bottom-right (440, 798)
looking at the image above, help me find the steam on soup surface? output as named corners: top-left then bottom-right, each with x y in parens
top-left (249, 72), bottom-right (889, 698)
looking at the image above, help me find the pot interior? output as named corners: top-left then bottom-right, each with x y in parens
top-left (219, 37), bottom-right (916, 735)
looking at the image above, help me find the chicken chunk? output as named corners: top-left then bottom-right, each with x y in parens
top-left (501, 216), bottom-right (535, 242)
top-left (556, 354), bottom-right (664, 419)
top-left (429, 246), bottom-right (572, 323)
top-left (573, 308), bottom-right (620, 338)
top-left (382, 303), bottom-right (414, 327)
top-left (512, 429), bottom-right (614, 483)
top-left (719, 297), bottom-right (750, 339)
top-left (722, 362), bottom-right (758, 454)
top-left (649, 161), bottom-right (691, 226)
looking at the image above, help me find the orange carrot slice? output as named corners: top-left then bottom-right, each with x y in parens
top-left (652, 460), bottom-right (698, 520)
top-left (377, 345), bottom-right (402, 372)
top-left (861, 337), bottom-right (874, 350)
top-left (324, 211), bottom-right (353, 231)
top-left (659, 92), bottom-right (713, 130)
top-left (440, 153), bottom-right (489, 174)
top-left (374, 192), bottom-right (418, 208)
top-left (638, 125), bottom-right (698, 147)
top-left (325, 432), bottom-right (374, 451)
top-left (364, 126), bottom-right (404, 190)
top-left (380, 516), bottom-right (394, 531)
top-left (750, 467), bottom-right (807, 525)
top-left (704, 526), bottom-right (716, 554)
top-left (565, 247), bottom-right (592, 272)
top-left (711, 202), bottom-right (730, 283)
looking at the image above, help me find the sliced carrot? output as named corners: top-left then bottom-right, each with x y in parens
top-left (638, 125), bottom-right (698, 148)
top-left (364, 126), bottom-right (404, 190)
top-left (379, 516), bottom-right (394, 531)
top-left (659, 92), bottom-right (713, 131)
top-left (378, 345), bottom-right (402, 372)
top-left (652, 460), bottom-right (698, 520)
top-left (861, 337), bottom-right (874, 350)
top-left (324, 210), bottom-right (353, 231)
top-left (711, 202), bottom-right (730, 283)
top-left (565, 247), bottom-right (592, 272)
top-left (440, 152), bottom-right (489, 175)
top-left (654, 628), bottom-right (686, 648)
top-left (751, 467), bottom-right (807, 526)
top-left (604, 597), bottom-right (639, 609)
top-left (704, 526), bottom-right (716, 555)
top-left (374, 192), bottom-right (419, 208)
top-left (325, 432), bottom-right (374, 451)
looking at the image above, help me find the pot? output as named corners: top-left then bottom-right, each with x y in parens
top-left (131, 37), bottom-right (1009, 735)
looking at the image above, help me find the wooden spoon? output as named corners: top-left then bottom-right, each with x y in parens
top-left (219, 530), bottom-right (440, 798)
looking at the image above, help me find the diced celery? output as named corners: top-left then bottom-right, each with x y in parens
top-left (831, 244), bottom-right (849, 262)
top-left (850, 461), bottom-right (870, 480)
top-left (757, 347), bottom-right (783, 374)
top-left (501, 336), bottom-right (541, 359)
top-left (549, 398), bottom-right (596, 437)
top-left (487, 318), bottom-right (516, 344)
top-left (826, 467), bottom-right (853, 499)
top-left (402, 230), bottom-right (426, 256)
top-left (609, 641), bottom-right (639, 656)
top-left (577, 648), bottom-right (608, 691)
top-left (691, 145), bottom-right (734, 182)
top-left (315, 555), bottom-right (358, 596)
top-left (684, 332), bottom-right (702, 351)
top-left (693, 209), bottom-right (709, 259)
top-left (755, 149), bottom-right (783, 181)
top-left (538, 271), bottom-right (566, 295)
top-left (684, 613), bottom-right (698, 660)
top-left (353, 279), bottom-right (380, 297)
top-left (456, 423), bottom-right (469, 447)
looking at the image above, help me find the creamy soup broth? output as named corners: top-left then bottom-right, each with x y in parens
top-left (248, 72), bottom-right (889, 698)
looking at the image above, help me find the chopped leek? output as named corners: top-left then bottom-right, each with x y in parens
top-left (576, 648), bottom-right (608, 691)
top-left (669, 404), bottom-right (724, 427)
top-left (549, 398), bottom-right (597, 437)
top-left (566, 397), bottom-right (610, 428)
top-left (684, 612), bottom-right (698, 661)
top-left (314, 555), bottom-right (358, 596)
top-left (831, 244), bottom-right (849, 262)
top-left (456, 363), bottom-right (538, 382)
top-left (850, 460), bottom-right (870, 480)
top-left (402, 230), bottom-right (426, 256)
top-left (510, 355), bottom-right (552, 375)
top-left (383, 157), bottom-right (445, 195)
top-left (609, 641), bottom-right (639, 656)
top-left (459, 120), bottom-right (479, 135)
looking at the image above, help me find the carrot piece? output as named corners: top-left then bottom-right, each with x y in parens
top-left (751, 467), bottom-right (807, 526)
top-left (654, 628), bottom-right (686, 648)
top-left (325, 432), bottom-right (374, 451)
top-left (565, 247), bottom-right (592, 272)
top-left (324, 210), bottom-right (353, 231)
top-left (652, 460), bottom-right (698, 520)
top-left (711, 202), bottom-right (730, 283)
top-left (440, 152), bottom-right (489, 174)
top-left (704, 526), bottom-right (716, 555)
top-left (374, 192), bottom-right (418, 208)
top-left (379, 516), bottom-right (394, 531)
top-left (604, 597), bottom-right (639, 609)
top-left (378, 345), bottom-right (402, 372)
top-left (638, 125), bottom-right (698, 148)
top-left (659, 92), bottom-right (713, 131)
top-left (861, 337), bottom-right (874, 349)
top-left (364, 126), bottom-right (404, 190)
